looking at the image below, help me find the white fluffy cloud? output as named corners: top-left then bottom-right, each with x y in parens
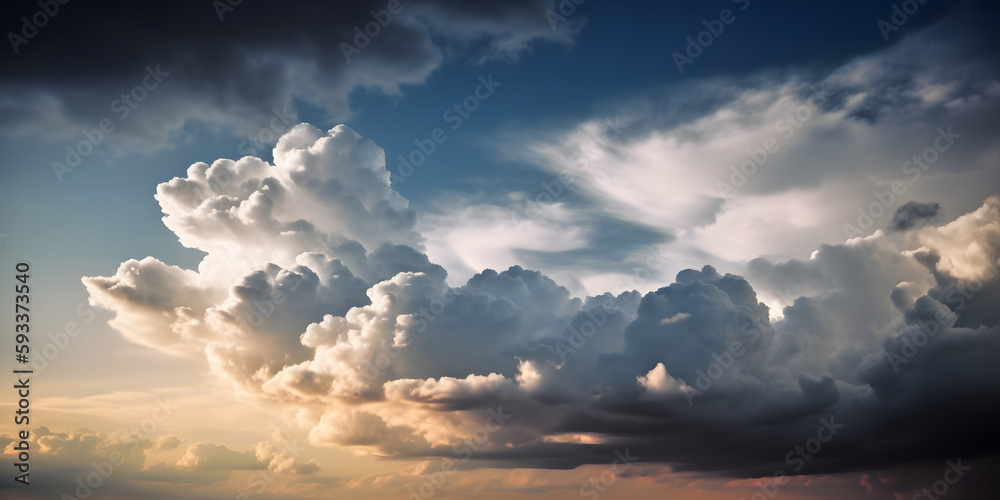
top-left (82, 122), bottom-right (1000, 481)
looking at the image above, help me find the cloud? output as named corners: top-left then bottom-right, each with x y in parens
top-left (636, 362), bottom-right (693, 396)
top-left (175, 442), bottom-right (261, 471)
top-left (0, 0), bottom-right (579, 155)
top-left (0, 427), bottom-right (157, 496)
top-left (79, 120), bottom-right (1000, 494)
top-left (891, 201), bottom-right (942, 230)
top-left (83, 124), bottom-right (425, 359)
top-left (912, 195), bottom-right (1000, 281)
top-left (152, 436), bottom-right (184, 452)
top-left (417, 9), bottom-right (1000, 292)
top-left (0, 426), bottom-right (319, 499)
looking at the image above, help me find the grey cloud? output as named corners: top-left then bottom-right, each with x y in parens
top-left (891, 201), bottom-right (942, 230)
top-left (0, 0), bottom-right (577, 154)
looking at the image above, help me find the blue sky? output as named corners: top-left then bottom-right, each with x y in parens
top-left (2, 1), bottom-right (1000, 499)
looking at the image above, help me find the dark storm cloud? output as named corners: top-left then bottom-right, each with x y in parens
top-left (0, 0), bottom-right (573, 151)
top-left (891, 201), bottom-right (942, 230)
top-left (439, 249), bottom-right (1000, 486)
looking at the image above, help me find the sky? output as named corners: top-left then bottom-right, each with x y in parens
top-left (1, 0), bottom-right (999, 498)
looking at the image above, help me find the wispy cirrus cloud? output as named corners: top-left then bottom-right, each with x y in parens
top-left (417, 12), bottom-right (1000, 295)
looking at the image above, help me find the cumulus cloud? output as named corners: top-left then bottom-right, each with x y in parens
top-left (912, 195), bottom-right (1000, 281)
top-left (80, 121), bottom-right (1000, 493)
